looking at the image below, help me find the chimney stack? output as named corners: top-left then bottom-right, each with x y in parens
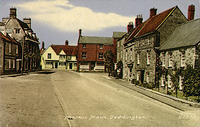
top-left (135, 15), bottom-right (143, 28)
top-left (127, 22), bottom-right (133, 33)
top-left (150, 8), bottom-right (157, 18)
top-left (65, 40), bottom-right (69, 45)
top-left (188, 5), bottom-right (195, 21)
top-left (42, 41), bottom-right (45, 49)
top-left (10, 8), bottom-right (17, 18)
top-left (23, 18), bottom-right (31, 28)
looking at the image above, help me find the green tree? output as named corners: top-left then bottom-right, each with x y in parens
top-left (182, 65), bottom-right (200, 101)
top-left (104, 50), bottom-right (114, 76)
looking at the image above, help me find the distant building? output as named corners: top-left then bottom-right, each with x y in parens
top-left (159, 17), bottom-right (200, 90)
top-left (77, 29), bottom-right (115, 71)
top-left (41, 41), bottom-right (77, 70)
top-left (0, 32), bottom-right (21, 75)
top-left (0, 8), bottom-right (40, 72)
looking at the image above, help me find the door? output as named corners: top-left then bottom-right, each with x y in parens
top-left (69, 63), bottom-right (73, 69)
top-left (140, 70), bottom-right (145, 84)
top-left (55, 62), bottom-right (58, 68)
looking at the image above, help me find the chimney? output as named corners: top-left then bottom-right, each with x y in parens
top-left (42, 41), bottom-right (44, 49)
top-left (135, 15), bottom-right (143, 27)
top-left (188, 5), bottom-right (195, 21)
top-left (79, 29), bottom-right (82, 36)
top-left (10, 8), bottom-right (17, 18)
top-left (65, 40), bottom-right (69, 45)
top-left (127, 22), bottom-right (133, 33)
top-left (23, 18), bottom-right (31, 28)
top-left (150, 8), bottom-right (157, 18)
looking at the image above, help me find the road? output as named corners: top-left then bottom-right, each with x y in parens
top-left (51, 71), bottom-right (200, 127)
top-left (0, 71), bottom-right (199, 127)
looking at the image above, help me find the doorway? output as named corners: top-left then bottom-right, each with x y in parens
top-left (140, 70), bottom-right (145, 84)
top-left (55, 62), bottom-right (58, 68)
top-left (69, 63), bottom-right (73, 69)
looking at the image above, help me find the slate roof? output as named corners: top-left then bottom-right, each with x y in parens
top-left (160, 18), bottom-right (200, 50)
top-left (17, 18), bottom-right (33, 32)
top-left (79, 36), bottom-right (113, 45)
top-left (51, 45), bottom-right (78, 56)
top-left (126, 6), bottom-right (176, 43)
top-left (113, 32), bottom-right (126, 38)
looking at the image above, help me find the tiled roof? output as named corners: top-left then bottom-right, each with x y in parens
top-left (160, 18), bottom-right (200, 50)
top-left (51, 45), bottom-right (78, 56)
top-left (0, 32), bottom-right (17, 43)
top-left (113, 32), bottom-right (126, 38)
top-left (125, 6), bottom-right (176, 43)
top-left (79, 36), bottom-right (113, 45)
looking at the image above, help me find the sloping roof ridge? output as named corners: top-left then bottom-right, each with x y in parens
top-left (82, 35), bottom-right (112, 38)
top-left (155, 6), bottom-right (177, 30)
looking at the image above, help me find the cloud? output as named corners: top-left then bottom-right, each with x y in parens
top-left (15, 0), bottom-right (134, 32)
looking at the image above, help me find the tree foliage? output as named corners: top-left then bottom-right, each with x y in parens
top-left (182, 65), bottom-right (200, 101)
top-left (104, 50), bottom-right (114, 76)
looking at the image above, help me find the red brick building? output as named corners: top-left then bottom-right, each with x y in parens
top-left (77, 29), bottom-right (115, 71)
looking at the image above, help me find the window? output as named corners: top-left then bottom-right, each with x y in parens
top-left (162, 53), bottom-right (165, 67)
top-left (47, 53), bottom-right (51, 59)
top-left (125, 50), bottom-right (128, 61)
top-left (98, 52), bottom-right (103, 59)
top-left (146, 72), bottom-right (150, 83)
top-left (137, 71), bottom-right (140, 81)
top-left (82, 52), bottom-right (86, 59)
top-left (168, 75), bottom-right (172, 88)
top-left (15, 28), bottom-right (20, 34)
top-left (9, 59), bottom-right (12, 69)
top-left (147, 52), bottom-right (150, 65)
top-left (9, 43), bottom-right (11, 53)
top-left (60, 55), bottom-right (66, 59)
top-left (161, 75), bottom-right (165, 87)
top-left (16, 45), bottom-right (18, 54)
top-left (179, 76), bottom-right (183, 90)
top-left (99, 44), bottom-right (103, 49)
top-left (180, 52), bottom-right (185, 67)
top-left (137, 53), bottom-right (140, 65)
top-left (168, 53), bottom-right (173, 67)
top-left (82, 44), bottom-right (86, 48)
top-left (13, 60), bottom-right (15, 69)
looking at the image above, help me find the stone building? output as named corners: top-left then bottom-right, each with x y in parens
top-left (159, 17), bottom-right (200, 90)
top-left (0, 32), bottom-right (21, 75)
top-left (123, 6), bottom-right (188, 84)
top-left (0, 8), bottom-right (40, 72)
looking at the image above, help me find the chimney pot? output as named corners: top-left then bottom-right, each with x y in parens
top-left (150, 8), bottom-right (157, 18)
top-left (188, 5), bottom-right (195, 21)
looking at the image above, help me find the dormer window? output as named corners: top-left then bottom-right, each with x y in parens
top-left (99, 44), bottom-right (103, 49)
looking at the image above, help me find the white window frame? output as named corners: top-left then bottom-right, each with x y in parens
top-left (82, 52), bottom-right (86, 59)
top-left (9, 43), bottom-right (12, 53)
top-left (162, 53), bottom-right (165, 67)
top-left (147, 52), bottom-right (150, 65)
top-left (168, 75), bottom-right (172, 88)
top-left (98, 52), bottom-right (103, 59)
top-left (179, 76), bottom-right (183, 90)
top-left (180, 52), bottom-right (185, 67)
top-left (9, 59), bottom-right (12, 69)
top-left (47, 53), bottom-right (51, 59)
top-left (137, 53), bottom-right (140, 65)
top-left (161, 74), bottom-right (165, 87)
top-left (168, 53), bottom-right (173, 67)
top-left (137, 71), bottom-right (140, 81)
top-left (13, 60), bottom-right (15, 69)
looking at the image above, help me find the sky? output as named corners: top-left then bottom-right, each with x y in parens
top-left (0, 0), bottom-right (200, 48)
